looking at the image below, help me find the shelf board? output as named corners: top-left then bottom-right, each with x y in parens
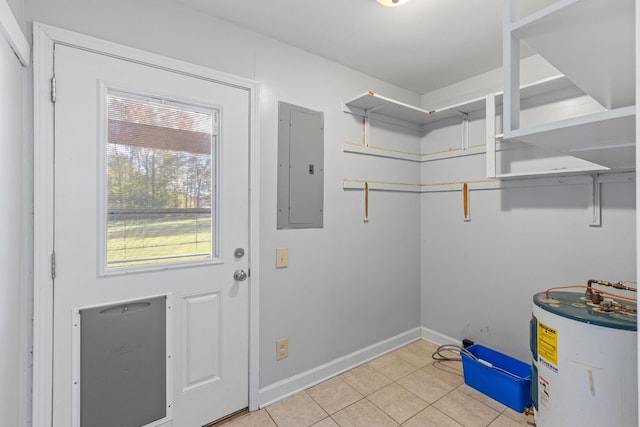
top-left (494, 166), bottom-right (608, 180)
top-left (506, 106), bottom-right (636, 169)
top-left (344, 92), bottom-right (439, 126)
top-left (345, 75), bottom-right (572, 128)
top-left (511, 0), bottom-right (635, 109)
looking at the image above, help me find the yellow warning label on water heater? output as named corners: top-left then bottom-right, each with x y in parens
top-left (537, 321), bottom-right (558, 366)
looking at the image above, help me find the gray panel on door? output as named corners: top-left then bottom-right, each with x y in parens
top-left (79, 295), bottom-right (167, 427)
top-left (277, 101), bottom-right (324, 229)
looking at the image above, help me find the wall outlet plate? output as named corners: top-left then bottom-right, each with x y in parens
top-left (276, 338), bottom-right (288, 360)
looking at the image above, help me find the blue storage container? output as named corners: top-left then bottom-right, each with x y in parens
top-left (460, 344), bottom-right (532, 412)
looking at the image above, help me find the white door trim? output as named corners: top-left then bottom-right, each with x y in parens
top-left (32, 22), bottom-right (261, 426)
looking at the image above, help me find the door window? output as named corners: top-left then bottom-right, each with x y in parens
top-left (103, 90), bottom-right (219, 272)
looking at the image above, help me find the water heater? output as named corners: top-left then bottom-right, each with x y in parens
top-left (531, 290), bottom-right (637, 426)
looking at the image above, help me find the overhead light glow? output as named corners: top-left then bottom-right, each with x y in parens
top-left (377, 0), bottom-right (410, 6)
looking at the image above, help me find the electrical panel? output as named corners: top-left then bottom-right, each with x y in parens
top-left (277, 102), bottom-right (324, 229)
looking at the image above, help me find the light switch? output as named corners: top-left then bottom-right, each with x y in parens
top-left (276, 247), bottom-right (288, 268)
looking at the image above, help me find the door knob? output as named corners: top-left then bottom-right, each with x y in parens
top-left (233, 269), bottom-right (248, 281)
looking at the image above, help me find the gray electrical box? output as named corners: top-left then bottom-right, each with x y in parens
top-left (277, 102), bottom-right (324, 229)
top-left (79, 295), bottom-right (167, 427)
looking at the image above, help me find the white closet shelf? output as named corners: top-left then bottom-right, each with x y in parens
top-left (344, 75), bottom-right (572, 129)
top-left (506, 106), bottom-right (636, 169)
top-left (344, 91), bottom-right (450, 126)
top-left (511, 0), bottom-right (635, 109)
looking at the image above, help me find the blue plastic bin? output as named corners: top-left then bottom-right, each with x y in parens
top-left (460, 344), bottom-right (531, 412)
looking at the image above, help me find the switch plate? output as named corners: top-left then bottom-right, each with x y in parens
top-left (276, 247), bottom-right (288, 268)
top-left (276, 338), bottom-right (288, 360)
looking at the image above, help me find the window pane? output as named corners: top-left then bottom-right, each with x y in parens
top-left (106, 92), bottom-right (216, 269)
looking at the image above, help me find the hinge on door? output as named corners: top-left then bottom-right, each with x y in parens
top-left (50, 252), bottom-right (56, 280)
top-left (50, 76), bottom-right (56, 103)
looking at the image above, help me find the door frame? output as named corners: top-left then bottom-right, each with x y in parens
top-left (32, 22), bottom-right (261, 426)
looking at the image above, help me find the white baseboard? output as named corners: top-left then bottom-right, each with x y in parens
top-left (420, 326), bottom-right (461, 347)
top-left (257, 327), bottom-right (422, 408)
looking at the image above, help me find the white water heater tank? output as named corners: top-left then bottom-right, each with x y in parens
top-left (531, 291), bottom-right (637, 426)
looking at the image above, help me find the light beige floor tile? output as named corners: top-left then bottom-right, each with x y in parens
top-left (488, 414), bottom-right (527, 427)
top-left (306, 376), bottom-right (363, 414)
top-left (368, 351), bottom-right (419, 381)
top-left (396, 370), bottom-right (455, 404)
top-left (332, 399), bottom-right (398, 427)
top-left (457, 383), bottom-right (507, 412)
top-left (433, 389), bottom-right (500, 427)
top-left (224, 409), bottom-right (277, 427)
top-left (501, 407), bottom-right (534, 426)
top-left (311, 417), bottom-right (340, 427)
top-left (402, 406), bottom-right (463, 427)
top-left (367, 383), bottom-right (428, 424)
top-left (393, 339), bottom-right (438, 368)
top-left (421, 362), bottom-right (464, 387)
top-left (340, 364), bottom-right (393, 396)
top-left (265, 391), bottom-right (327, 427)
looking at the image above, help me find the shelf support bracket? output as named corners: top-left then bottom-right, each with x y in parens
top-left (587, 175), bottom-right (601, 227)
top-left (362, 114), bottom-right (370, 147)
top-left (363, 181), bottom-right (369, 222)
top-left (463, 182), bottom-right (471, 221)
top-left (461, 114), bottom-right (469, 150)
top-left (485, 93), bottom-right (497, 178)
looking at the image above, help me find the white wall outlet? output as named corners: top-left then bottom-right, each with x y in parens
top-left (276, 338), bottom-right (288, 360)
top-left (276, 247), bottom-right (288, 268)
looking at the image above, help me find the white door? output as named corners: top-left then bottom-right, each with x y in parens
top-left (52, 44), bottom-right (250, 427)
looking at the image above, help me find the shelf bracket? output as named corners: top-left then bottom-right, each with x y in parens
top-left (463, 183), bottom-right (471, 221)
top-left (363, 181), bottom-right (370, 222)
top-left (461, 114), bottom-right (470, 150)
top-left (485, 93), bottom-right (497, 178)
top-left (362, 114), bottom-right (370, 147)
top-left (587, 175), bottom-right (601, 227)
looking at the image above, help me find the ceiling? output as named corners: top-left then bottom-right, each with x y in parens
top-left (174, 0), bottom-right (509, 94)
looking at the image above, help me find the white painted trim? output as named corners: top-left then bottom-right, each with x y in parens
top-left (32, 22), bottom-right (261, 423)
top-left (0, 0), bottom-right (29, 66)
top-left (636, 3), bottom-right (639, 421)
top-left (32, 23), bottom-right (55, 427)
top-left (257, 327), bottom-right (422, 408)
top-left (421, 326), bottom-right (462, 347)
top-left (248, 82), bottom-right (261, 411)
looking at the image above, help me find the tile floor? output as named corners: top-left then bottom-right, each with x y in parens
top-left (225, 339), bottom-right (535, 427)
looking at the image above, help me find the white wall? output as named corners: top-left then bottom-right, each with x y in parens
top-left (24, 0), bottom-right (422, 402)
top-left (419, 62), bottom-right (637, 362)
top-left (0, 0), bottom-right (27, 425)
